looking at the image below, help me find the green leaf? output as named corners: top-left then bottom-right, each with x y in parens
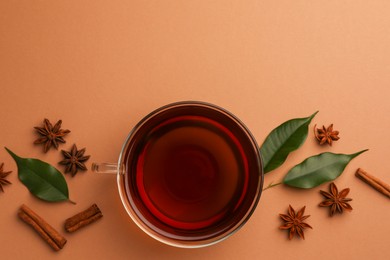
top-left (5, 147), bottom-right (72, 203)
top-left (283, 150), bottom-right (368, 189)
top-left (260, 111), bottom-right (318, 173)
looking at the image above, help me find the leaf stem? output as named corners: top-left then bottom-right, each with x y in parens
top-left (263, 181), bottom-right (282, 191)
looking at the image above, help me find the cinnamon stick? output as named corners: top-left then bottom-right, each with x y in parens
top-left (64, 204), bottom-right (103, 233)
top-left (355, 168), bottom-right (390, 198)
top-left (18, 204), bottom-right (67, 251)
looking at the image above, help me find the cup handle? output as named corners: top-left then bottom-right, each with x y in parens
top-left (91, 163), bottom-right (118, 174)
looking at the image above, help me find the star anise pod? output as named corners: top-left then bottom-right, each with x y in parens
top-left (319, 182), bottom-right (352, 216)
top-left (314, 124), bottom-right (340, 146)
top-left (34, 118), bottom-right (70, 153)
top-left (0, 163), bottom-right (12, 193)
top-left (279, 205), bottom-right (312, 240)
top-left (59, 144), bottom-right (90, 177)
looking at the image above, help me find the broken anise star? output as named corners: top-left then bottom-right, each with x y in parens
top-left (59, 144), bottom-right (90, 177)
top-left (279, 205), bottom-right (312, 240)
top-left (34, 118), bottom-right (71, 153)
top-left (0, 163), bottom-right (12, 193)
top-left (314, 124), bottom-right (340, 146)
top-left (319, 182), bottom-right (352, 216)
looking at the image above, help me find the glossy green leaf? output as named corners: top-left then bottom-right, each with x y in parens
top-left (5, 147), bottom-right (72, 203)
top-left (260, 111), bottom-right (318, 173)
top-left (283, 150), bottom-right (368, 189)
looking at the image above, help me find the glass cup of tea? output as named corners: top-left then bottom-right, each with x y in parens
top-left (92, 101), bottom-right (264, 248)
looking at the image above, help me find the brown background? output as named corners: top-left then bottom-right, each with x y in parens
top-left (1, 1), bottom-right (389, 259)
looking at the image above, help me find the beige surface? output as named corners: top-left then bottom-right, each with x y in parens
top-left (1, 1), bottom-right (389, 259)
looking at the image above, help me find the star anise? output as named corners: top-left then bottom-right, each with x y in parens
top-left (0, 163), bottom-right (12, 193)
top-left (59, 144), bottom-right (90, 177)
top-left (319, 182), bottom-right (352, 216)
top-left (279, 205), bottom-right (312, 240)
top-left (314, 124), bottom-right (340, 146)
top-left (34, 119), bottom-right (70, 153)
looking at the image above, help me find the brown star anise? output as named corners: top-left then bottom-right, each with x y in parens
top-left (59, 144), bottom-right (90, 177)
top-left (314, 124), bottom-right (340, 146)
top-left (0, 163), bottom-right (12, 193)
top-left (34, 118), bottom-right (71, 153)
top-left (279, 205), bottom-right (312, 240)
top-left (319, 182), bottom-right (352, 216)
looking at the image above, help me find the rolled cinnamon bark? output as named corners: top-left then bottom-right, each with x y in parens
top-left (355, 168), bottom-right (390, 198)
top-left (18, 204), bottom-right (67, 251)
top-left (64, 204), bottom-right (103, 233)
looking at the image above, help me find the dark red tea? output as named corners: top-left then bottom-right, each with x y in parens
top-left (123, 104), bottom-right (262, 240)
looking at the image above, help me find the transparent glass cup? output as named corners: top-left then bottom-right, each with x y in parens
top-left (93, 101), bottom-right (264, 248)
